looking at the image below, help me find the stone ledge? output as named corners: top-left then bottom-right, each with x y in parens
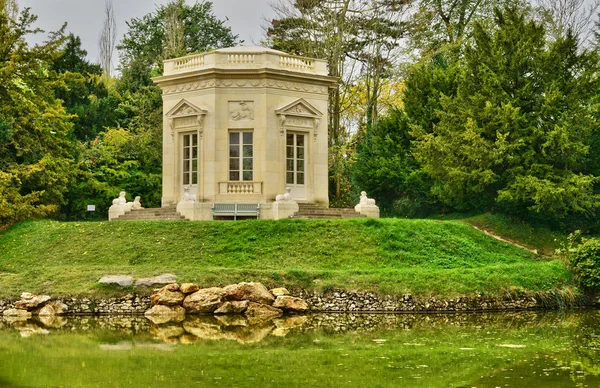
top-left (0, 289), bottom-right (591, 315)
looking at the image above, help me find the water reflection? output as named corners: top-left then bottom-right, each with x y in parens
top-left (1, 311), bottom-right (600, 387)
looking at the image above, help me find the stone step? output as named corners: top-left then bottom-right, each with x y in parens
top-left (116, 207), bottom-right (187, 221)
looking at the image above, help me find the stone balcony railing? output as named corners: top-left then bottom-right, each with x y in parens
top-left (219, 181), bottom-right (263, 194)
top-left (164, 49), bottom-right (328, 77)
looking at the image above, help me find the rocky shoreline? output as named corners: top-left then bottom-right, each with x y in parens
top-left (0, 287), bottom-right (592, 316)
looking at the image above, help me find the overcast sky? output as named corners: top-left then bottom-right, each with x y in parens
top-left (19, 0), bottom-right (276, 64)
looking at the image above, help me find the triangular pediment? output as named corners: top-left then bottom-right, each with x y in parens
top-left (166, 99), bottom-right (207, 117)
top-left (275, 98), bottom-right (322, 118)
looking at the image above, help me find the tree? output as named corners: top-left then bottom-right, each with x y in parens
top-left (412, 7), bottom-right (600, 222)
top-left (52, 34), bottom-right (121, 141)
top-left (408, 0), bottom-right (523, 55)
top-left (98, 0), bottom-right (117, 76)
top-left (265, 0), bottom-right (409, 201)
top-left (536, 0), bottom-right (599, 47)
top-left (0, 0), bottom-right (17, 20)
top-left (118, 0), bottom-right (239, 91)
top-left (0, 8), bottom-right (74, 226)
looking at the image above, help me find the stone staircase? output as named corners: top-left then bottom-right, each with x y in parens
top-left (116, 206), bottom-right (188, 221)
top-left (290, 203), bottom-right (365, 219)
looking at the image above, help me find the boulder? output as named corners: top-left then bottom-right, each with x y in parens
top-left (46, 301), bottom-right (68, 315)
top-left (145, 305), bottom-right (186, 317)
top-left (270, 288), bottom-right (290, 297)
top-left (180, 283), bottom-right (200, 294)
top-left (3, 309), bottom-right (32, 319)
top-left (15, 293), bottom-right (51, 311)
top-left (272, 296), bottom-right (309, 312)
top-left (150, 286), bottom-right (185, 306)
top-left (135, 273), bottom-right (178, 288)
top-left (183, 287), bottom-right (225, 313)
top-left (35, 304), bottom-right (56, 317)
top-left (214, 301), bottom-right (249, 314)
top-left (244, 302), bottom-right (282, 323)
top-left (223, 282), bottom-right (275, 305)
top-left (99, 275), bottom-right (133, 287)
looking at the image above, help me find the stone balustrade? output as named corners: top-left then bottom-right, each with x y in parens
top-left (163, 48), bottom-right (326, 76)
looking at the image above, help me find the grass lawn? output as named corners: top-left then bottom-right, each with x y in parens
top-left (0, 218), bottom-right (573, 299)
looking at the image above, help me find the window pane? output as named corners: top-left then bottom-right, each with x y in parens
top-left (230, 132), bottom-right (239, 145)
top-left (286, 146), bottom-right (294, 158)
top-left (286, 134), bottom-right (294, 146)
top-left (243, 145), bottom-right (253, 158)
top-left (297, 172), bottom-right (304, 185)
top-left (286, 159), bottom-right (294, 171)
top-left (243, 132), bottom-right (253, 144)
top-left (243, 158), bottom-right (252, 170)
top-left (192, 147), bottom-right (198, 159)
top-left (184, 135), bottom-right (190, 147)
top-left (243, 171), bottom-right (253, 181)
top-left (192, 134), bottom-right (198, 146)
top-left (229, 145), bottom-right (239, 158)
top-left (229, 158), bottom-right (239, 171)
top-left (297, 160), bottom-right (304, 172)
top-left (183, 162), bottom-right (189, 173)
top-left (297, 135), bottom-right (304, 146)
top-left (297, 147), bottom-right (304, 159)
top-left (192, 174), bottom-right (198, 185)
top-left (184, 174), bottom-right (189, 185)
top-left (192, 160), bottom-right (198, 172)
top-left (184, 147), bottom-right (190, 159)
top-left (286, 172), bottom-right (294, 184)
top-left (230, 171), bottom-right (240, 181)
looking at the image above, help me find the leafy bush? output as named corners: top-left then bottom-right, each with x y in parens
top-left (570, 237), bottom-right (600, 289)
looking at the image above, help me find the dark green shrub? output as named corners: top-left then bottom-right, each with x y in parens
top-left (570, 238), bottom-right (600, 289)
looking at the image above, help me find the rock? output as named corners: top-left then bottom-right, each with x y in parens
top-left (135, 273), bottom-right (178, 287)
top-left (145, 305), bottom-right (186, 317)
top-left (214, 301), bottom-right (249, 314)
top-left (150, 286), bottom-right (185, 307)
top-left (244, 302), bottom-right (282, 323)
top-left (99, 275), bottom-right (133, 287)
top-left (3, 309), bottom-right (32, 319)
top-left (35, 304), bottom-right (56, 317)
top-left (15, 293), bottom-right (51, 311)
top-left (270, 288), bottom-right (290, 297)
top-left (273, 296), bottom-right (309, 312)
top-left (180, 283), bottom-right (199, 294)
top-left (223, 282), bottom-right (275, 305)
top-left (183, 287), bottom-right (225, 313)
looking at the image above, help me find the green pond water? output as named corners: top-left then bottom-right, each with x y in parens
top-left (1, 311), bottom-right (600, 387)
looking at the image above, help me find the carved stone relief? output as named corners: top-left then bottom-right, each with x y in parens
top-left (229, 101), bottom-right (254, 121)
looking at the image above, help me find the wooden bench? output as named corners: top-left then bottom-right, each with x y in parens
top-left (212, 203), bottom-right (260, 220)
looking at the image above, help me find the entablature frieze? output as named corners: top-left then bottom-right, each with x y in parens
top-left (161, 77), bottom-right (330, 96)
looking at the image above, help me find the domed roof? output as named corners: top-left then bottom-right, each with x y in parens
top-left (212, 45), bottom-right (288, 55)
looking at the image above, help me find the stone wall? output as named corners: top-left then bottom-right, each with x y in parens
top-left (0, 289), bottom-right (590, 315)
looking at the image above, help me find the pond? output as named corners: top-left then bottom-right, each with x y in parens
top-left (1, 310), bottom-right (600, 387)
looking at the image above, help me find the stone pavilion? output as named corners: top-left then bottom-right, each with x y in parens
top-left (151, 46), bottom-right (337, 220)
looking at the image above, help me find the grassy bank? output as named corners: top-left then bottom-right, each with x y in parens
top-left (0, 218), bottom-right (573, 299)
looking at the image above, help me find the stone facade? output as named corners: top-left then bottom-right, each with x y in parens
top-left (152, 46), bottom-right (337, 220)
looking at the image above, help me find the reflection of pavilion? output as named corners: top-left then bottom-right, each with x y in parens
top-left (151, 46), bottom-right (338, 220)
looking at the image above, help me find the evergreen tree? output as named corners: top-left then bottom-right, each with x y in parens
top-left (412, 7), bottom-right (600, 223)
top-left (0, 9), bottom-right (74, 226)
